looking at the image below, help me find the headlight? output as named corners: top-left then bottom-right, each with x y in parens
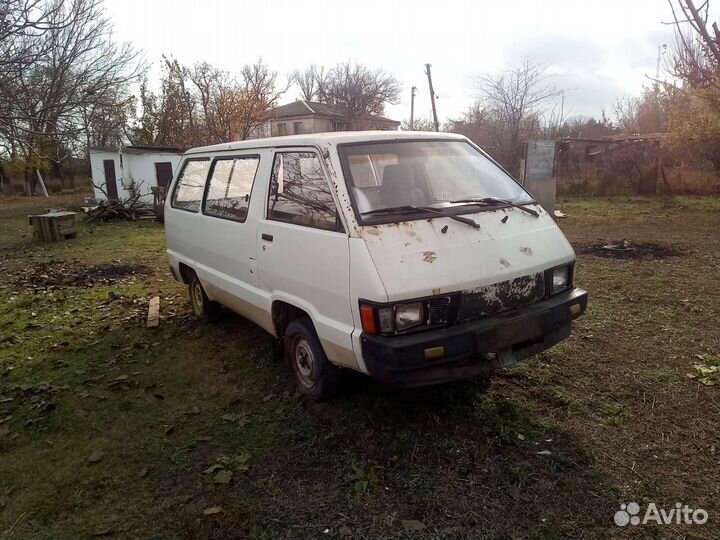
top-left (359, 297), bottom-right (453, 335)
top-left (552, 266), bottom-right (570, 294)
top-left (395, 302), bottom-right (424, 331)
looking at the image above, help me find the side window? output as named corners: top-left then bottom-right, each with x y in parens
top-left (203, 156), bottom-right (260, 222)
top-left (171, 159), bottom-right (210, 212)
top-left (267, 152), bottom-right (341, 232)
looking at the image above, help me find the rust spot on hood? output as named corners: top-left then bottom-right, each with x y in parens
top-left (423, 251), bottom-right (438, 263)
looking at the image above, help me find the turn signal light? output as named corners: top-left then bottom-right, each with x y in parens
top-left (360, 304), bottom-right (377, 334)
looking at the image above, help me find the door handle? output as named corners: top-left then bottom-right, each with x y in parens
top-left (261, 233), bottom-right (273, 242)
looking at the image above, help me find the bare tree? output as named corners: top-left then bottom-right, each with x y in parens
top-left (134, 58), bottom-right (286, 146)
top-left (289, 65), bottom-right (332, 103)
top-left (289, 61), bottom-right (400, 127)
top-left (0, 0), bottom-right (143, 193)
top-left (613, 95), bottom-right (641, 133)
top-left (290, 66), bottom-right (318, 101)
top-left (473, 57), bottom-right (560, 171)
top-left (447, 104), bottom-right (492, 145)
top-left (326, 61), bottom-right (401, 127)
top-left (0, 0), bottom-right (65, 77)
top-left (667, 0), bottom-right (720, 83)
top-left (400, 117), bottom-right (435, 131)
top-left (236, 60), bottom-right (287, 140)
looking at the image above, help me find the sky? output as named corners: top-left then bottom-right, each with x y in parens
top-left (103, 0), bottom-right (679, 125)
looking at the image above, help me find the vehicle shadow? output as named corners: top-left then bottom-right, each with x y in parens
top-left (208, 310), bottom-right (625, 538)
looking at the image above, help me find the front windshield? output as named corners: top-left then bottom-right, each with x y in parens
top-left (339, 140), bottom-right (532, 219)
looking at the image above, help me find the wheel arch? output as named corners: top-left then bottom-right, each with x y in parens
top-left (271, 300), bottom-right (312, 339)
top-left (178, 262), bottom-right (195, 284)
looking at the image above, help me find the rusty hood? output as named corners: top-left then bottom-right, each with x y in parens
top-left (359, 206), bottom-right (575, 302)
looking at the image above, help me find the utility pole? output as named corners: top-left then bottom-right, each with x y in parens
top-left (656, 44), bottom-right (667, 80)
top-left (425, 63), bottom-right (439, 132)
top-left (410, 86), bottom-right (417, 130)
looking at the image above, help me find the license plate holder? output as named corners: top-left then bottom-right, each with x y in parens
top-left (496, 317), bottom-right (541, 348)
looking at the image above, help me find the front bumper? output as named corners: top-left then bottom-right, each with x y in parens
top-left (360, 288), bottom-right (588, 388)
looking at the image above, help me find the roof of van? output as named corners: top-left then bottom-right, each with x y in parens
top-left (184, 130), bottom-right (467, 155)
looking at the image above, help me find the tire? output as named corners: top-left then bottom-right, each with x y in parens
top-left (284, 317), bottom-right (341, 400)
top-left (188, 273), bottom-right (221, 322)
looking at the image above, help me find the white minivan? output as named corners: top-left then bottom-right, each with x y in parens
top-left (165, 131), bottom-right (587, 399)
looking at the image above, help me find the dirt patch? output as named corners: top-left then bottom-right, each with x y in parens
top-left (14, 261), bottom-right (152, 292)
top-left (577, 240), bottom-right (683, 260)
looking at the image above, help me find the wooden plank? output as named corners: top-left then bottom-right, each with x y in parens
top-left (146, 296), bottom-right (160, 328)
top-left (35, 169), bottom-right (49, 197)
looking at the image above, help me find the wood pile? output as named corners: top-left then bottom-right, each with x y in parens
top-left (86, 197), bottom-right (156, 222)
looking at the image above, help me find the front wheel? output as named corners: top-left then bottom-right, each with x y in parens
top-left (285, 317), bottom-right (341, 400)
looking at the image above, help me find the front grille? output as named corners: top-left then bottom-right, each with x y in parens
top-left (457, 272), bottom-right (545, 323)
top-left (427, 296), bottom-right (452, 326)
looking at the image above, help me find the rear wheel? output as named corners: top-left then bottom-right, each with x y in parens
top-left (188, 273), bottom-right (221, 322)
top-left (285, 317), bottom-right (341, 400)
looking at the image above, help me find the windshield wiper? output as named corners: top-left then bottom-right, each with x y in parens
top-left (361, 205), bottom-right (480, 230)
top-left (450, 197), bottom-right (540, 218)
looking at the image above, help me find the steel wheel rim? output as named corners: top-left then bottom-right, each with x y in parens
top-left (191, 281), bottom-right (204, 315)
top-left (291, 336), bottom-right (317, 389)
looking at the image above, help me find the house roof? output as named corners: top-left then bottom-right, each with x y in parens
top-left (123, 145), bottom-right (184, 154)
top-left (89, 145), bottom-right (185, 154)
top-left (266, 100), bottom-right (400, 125)
top-left (266, 100), bottom-right (345, 119)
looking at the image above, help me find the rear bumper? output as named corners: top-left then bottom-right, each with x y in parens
top-left (360, 288), bottom-right (588, 388)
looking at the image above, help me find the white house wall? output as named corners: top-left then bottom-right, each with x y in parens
top-left (89, 150), bottom-right (182, 203)
top-left (89, 150), bottom-right (124, 201)
top-left (123, 152), bottom-right (182, 201)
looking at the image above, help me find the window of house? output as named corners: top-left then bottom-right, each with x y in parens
top-left (171, 159), bottom-right (210, 212)
top-left (276, 123), bottom-right (287, 136)
top-left (267, 152), bottom-right (341, 232)
top-left (293, 121), bottom-right (303, 135)
top-left (203, 156), bottom-right (260, 222)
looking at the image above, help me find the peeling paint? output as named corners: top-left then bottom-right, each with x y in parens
top-left (423, 251), bottom-right (438, 263)
top-left (519, 247), bottom-right (533, 256)
top-left (458, 272), bottom-right (545, 322)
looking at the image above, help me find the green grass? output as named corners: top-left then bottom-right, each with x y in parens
top-left (1, 193), bottom-right (720, 538)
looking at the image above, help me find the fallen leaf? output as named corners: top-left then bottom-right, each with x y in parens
top-left (88, 450), bottom-right (105, 463)
top-left (401, 519), bottom-right (426, 532)
top-left (203, 506), bottom-right (223, 515)
top-left (203, 464), bottom-right (224, 475)
top-left (213, 469), bottom-right (233, 484)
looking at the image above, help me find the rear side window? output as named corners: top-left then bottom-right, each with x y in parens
top-left (267, 152), bottom-right (342, 232)
top-left (171, 159), bottom-right (210, 212)
top-left (204, 156), bottom-right (260, 222)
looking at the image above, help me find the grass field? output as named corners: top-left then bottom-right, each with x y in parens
top-left (1, 194), bottom-right (719, 539)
